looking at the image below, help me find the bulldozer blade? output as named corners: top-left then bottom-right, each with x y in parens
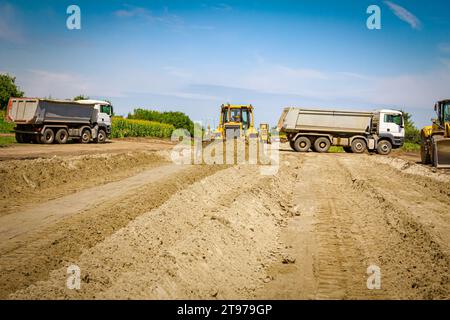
top-left (434, 138), bottom-right (450, 168)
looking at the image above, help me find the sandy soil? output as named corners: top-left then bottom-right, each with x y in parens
top-left (0, 138), bottom-right (175, 160)
top-left (0, 143), bottom-right (448, 299)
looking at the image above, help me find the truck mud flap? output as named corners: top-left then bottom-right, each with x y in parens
top-left (434, 138), bottom-right (450, 168)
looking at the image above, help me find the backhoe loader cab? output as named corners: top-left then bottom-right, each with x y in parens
top-left (421, 99), bottom-right (450, 168)
top-left (214, 104), bottom-right (258, 139)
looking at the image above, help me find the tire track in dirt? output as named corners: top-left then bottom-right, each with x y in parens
top-left (0, 164), bottom-right (226, 299)
top-left (256, 152), bottom-right (448, 299)
top-left (337, 155), bottom-right (450, 299)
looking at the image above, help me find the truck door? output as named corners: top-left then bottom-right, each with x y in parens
top-left (98, 104), bottom-right (112, 127)
top-left (380, 112), bottom-right (404, 140)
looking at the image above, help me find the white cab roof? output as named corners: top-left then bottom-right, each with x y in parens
top-left (378, 109), bottom-right (402, 114)
top-left (76, 99), bottom-right (110, 105)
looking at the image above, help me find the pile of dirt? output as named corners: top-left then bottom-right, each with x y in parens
top-left (372, 154), bottom-right (450, 183)
top-left (0, 151), bottom-right (168, 216)
top-left (10, 162), bottom-right (296, 299)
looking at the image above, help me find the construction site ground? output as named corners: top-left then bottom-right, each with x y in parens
top-left (0, 139), bottom-right (448, 299)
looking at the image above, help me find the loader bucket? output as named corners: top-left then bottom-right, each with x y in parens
top-left (433, 138), bottom-right (450, 168)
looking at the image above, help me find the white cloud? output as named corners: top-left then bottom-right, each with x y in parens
top-left (212, 3), bottom-right (233, 12)
top-left (114, 5), bottom-right (182, 27)
top-left (0, 3), bottom-right (25, 43)
top-left (438, 43), bottom-right (450, 53)
top-left (384, 1), bottom-right (422, 30)
top-left (440, 58), bottom-right (450, 69)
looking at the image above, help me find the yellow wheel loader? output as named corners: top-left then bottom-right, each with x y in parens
top-left (213, 104), bottom-right (259, 140)
top-left (420, 99), bottom-right (450, 168)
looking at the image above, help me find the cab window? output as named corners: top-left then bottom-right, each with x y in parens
top-left (230, 109), bottom-right (241, 122)
top-left (384, 114), bottom-right (402, 126)
top-left (242, 109), bottom-right (249, 128)
top-left (444, 103), bottom-right (450, 122)
top-left (100, 105), bottom-right (112, 115)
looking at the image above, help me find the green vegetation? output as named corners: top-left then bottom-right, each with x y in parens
top-left (73, 95), bottom-right (90, 101)
top-left (401, 142), bottom-right (421, 152)
top-left (328, 146), bottom-right (344, 153)
top-left (0, 74), bottom-right (24, 109)
top-left (0, 111), bottom-right (14, 133)
top-left (128, 108), bottom-right (194, 135)
top-left (0, 135), bottom-right (15, 147)
top-left (402, 111), bottom-right (421, 144)
top-left (111, 117), bottom-right (175, 138)
top-left (398, 111), bottom-right (421, 152)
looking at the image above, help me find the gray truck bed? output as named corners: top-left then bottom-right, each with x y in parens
top-left (278, 107), bottom-right (374, 134)
top-left (8, 98), bottom-right (96, 125)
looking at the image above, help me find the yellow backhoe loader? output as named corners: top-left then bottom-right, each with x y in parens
top-left (420, 99), bottom-right (450, 168)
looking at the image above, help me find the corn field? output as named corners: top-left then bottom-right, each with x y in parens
top-left (111, 117), bottom-right (175, 138)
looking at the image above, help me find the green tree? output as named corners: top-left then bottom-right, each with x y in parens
top-left (0, 74), bottom-right (24, 109)
top-left (402, 111), bottom-right (421, 144)
top-left (73, 94), bottom-right (89, 101)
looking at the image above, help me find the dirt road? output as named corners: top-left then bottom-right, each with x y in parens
top-left (0, 144), bottom-right (448, 299)
top-left (0, 138), bottom-right (175, 160)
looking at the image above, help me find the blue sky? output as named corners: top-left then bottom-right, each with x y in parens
top-left (1, 0), bottom-right (450, 128)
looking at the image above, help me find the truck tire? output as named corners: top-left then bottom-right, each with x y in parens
top-left (351, 138), bottom-right (366, 153)
top-left (314, 137), bottom-right (331, 153)
top-left (80, 129), bottom-right (91, 144)
top-left (420, 143), bottom-right (431, 165)
top-left (376, 140), bottom-right (392, 155)
top-left (41, 128), bottom-right (55, 144)
top-left (95, 129), bottom-right (107, 143)
top-left (293, 136), bottom-right (311, 152)
top-left (15, 133), bottom-right (24, 143)
top-left (55, 128), bottom-right (69, 144)
top-left (343, 146), bottom-right (353, 153)
top-left (289, 140), bottom-right (295, 151)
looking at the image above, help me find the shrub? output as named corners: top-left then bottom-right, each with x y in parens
top-left (111, 117), bottom-right (175, 138)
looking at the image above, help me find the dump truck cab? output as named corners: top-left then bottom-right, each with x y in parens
top-left (421, 99), bottom-right (450, 168)
top-left (214, 104), bottom-right (258, 139)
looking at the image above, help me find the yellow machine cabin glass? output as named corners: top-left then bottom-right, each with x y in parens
top-left (444, 103), bottom-right (450, 122)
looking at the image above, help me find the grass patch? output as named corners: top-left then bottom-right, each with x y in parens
top-left (111, 117), bottom-right (175, 138)
top-left (0, 111), bottom-right (14, 134)
top-left (0, 136), bottom-right (15, 147)
top-left (328, 146), bottom-right (344, 153)
top-left (401, 142), bottom-right (421, 152)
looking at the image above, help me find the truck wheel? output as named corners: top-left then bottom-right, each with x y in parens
top-left (81, 129), bottom-right (91, 144)
top-left (351, 138), bottom-right (366, 153)
top-left (41, 128), bottom-right (55, 144)
top-left (343, 146), bottom-right (353, 153)
top-left (314, 137), bottom-right (331, 153)
top-left (293, 136), bottom-right (311, 152)
top-left (15, 133), bottom-right (24, 143)
top-left (95, 129), bottom-right (107, 143)
top-left (420, 143), bottom-right (431, 165)
top-left (55, 129), bottom-right (69, 144)
top-left (289, 140), bottom-right (295, 151)
top-left (376, 140), bottom-right (392, 155)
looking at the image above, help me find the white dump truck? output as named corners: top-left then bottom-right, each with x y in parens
top-left (6, 98), bottom-right (113, 144)
top-left (277, 108), bottom-right (404, 155)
